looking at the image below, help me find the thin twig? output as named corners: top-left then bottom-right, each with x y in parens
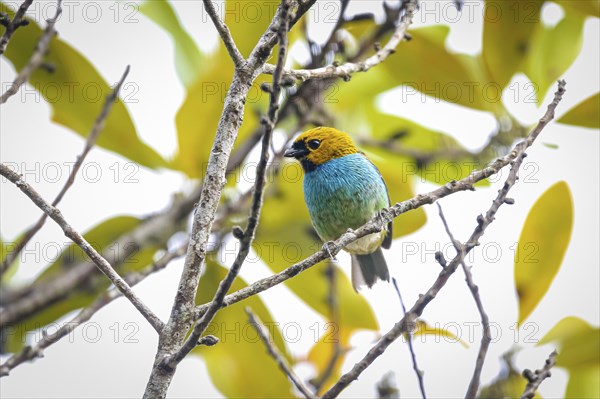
top-left (262, 0), bottom-right (417, 81)
top-left (246, 308), bottom-right (317, 399)
top-left (0, 66), bottom-right (131, 276)
top-left (193, 81), bottom-right (567, 322)
top-left (0, 243), bottom-right (186, 377)
top-left (0, 164), bottom-right (164, 333)
top-left (520, 351), bottom-right (558, 399)
top-left (437, 203), bottom-right (491, 399)
top-left (320, 81), bottom-right (566, 399)
top-left (162, 0), bottom-right (293, 370)
top-left (0, 0), bottom-right (34, 54)
top-left (392, 278), bottom-right (426, 399)
top-left (0, 0), bottom-right (62, 104)
top-left (202, 0), bottom-right (245, 67)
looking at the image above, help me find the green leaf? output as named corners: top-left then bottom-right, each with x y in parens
top-left (515, 181), bottom-right (573, 325)
top-left (538, 317), bottom-right (600, 398)
top-left (555, 0), bottom-right (600, 18)
top-left (306, 329), bottom-right (352, 393)
top-left (140, 0), bottom-right (204, 87)
top-left (525, 10), bottom-right (585, 103)
top-left (558, 92), bottom-right (600, 129)
top-left (362, 109), bottom-right (489, 187)
top-left (482, 0), bottom-right (543, 89)
top-left (412, 319), bottom-right (469, 348)
top-left (0, 3), bottom-right (167, 170)
top-left (172, 49), bottom-right (262, 178)
top-left (194, 259), bottom-right (292, 398)
top-left (383, 26), bottom-right (501, 112)
top-left (225, 0), bottom-right (276, 57)
top-left (0, 235), bottom-right (20, 283)
top-left (3, 216), bottom-right (159, 353)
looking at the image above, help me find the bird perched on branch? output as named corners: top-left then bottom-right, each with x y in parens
top-left (284, 127), bottom-right (392, 291)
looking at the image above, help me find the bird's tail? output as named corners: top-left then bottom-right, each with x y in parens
top-left (351, 248), bottom-right (390, 291)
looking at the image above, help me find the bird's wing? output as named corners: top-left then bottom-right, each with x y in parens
top-left (361, 153), bottom-right (393, 250)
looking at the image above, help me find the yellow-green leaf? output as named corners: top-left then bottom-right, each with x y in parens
top-left (386, 26), bottom-right (501, 112)
top-left (555, 0), bottom-right (600, 18)
top-left (225, 0), bottom-right (276, 57)
top-left (172, 49), bottom-right (262, 178)
top-left (538, 317), bottom-right (600, 398)
top-left (525, 10), bottom-right (585, 103)
top-left (0, 235), bottom-right (20, 282)
top-left (558, 92), bottom-right (600, 129)
top-left (306, 329), bottom-right (352, 394)
top-left (140, 0), bottom-right (204, 87)
top-left (482, 0), bottom-right (543, 89)
top-left (194, 259), bottom-right (292, 398)
top-left (515, 181), bottom-right (573, 325)
top-left (363, 109), bottom-right (489, 187)
top-left (411, 319), bottom-right (469, 348)
top-left (0, 3), bottom-right (167, 170)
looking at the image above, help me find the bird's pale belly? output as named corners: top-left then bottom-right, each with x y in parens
top-left (345, 230), bottom-right (386, 255)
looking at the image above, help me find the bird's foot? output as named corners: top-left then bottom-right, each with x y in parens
top-left (323, 241), bottom-right (338, 262)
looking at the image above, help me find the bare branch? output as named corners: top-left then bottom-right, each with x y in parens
top-left (520, 351), bottom-right (558, 399)
top-left (392, 278), bottom-right (426, 399)
top-left (320, 80), bottom-right (566, 399)
top-left (0, 0), bottom-right (62, 104)
top-left (262, 0), bottom-right (417, 81)
top-left (437, 203), bottom-right (491, 399)
top-left (0, 243), bottom-right (186, 377)
top-left (143, 1), bottom-right (316, 397)
top-left (202, 0), bottom-right (244, 67)
top-left (0, 66), bottom-right (131, 276)
top-left (0, 164), bottom-right (164, 333)
top-left (246, 308), bottom-right (317, 399)
top-left (193, 80), bottom-right (567, 322)
top-left (162, 0), bottom-right (293, 370)
top-left (0, 0), bottom-right (33, 54)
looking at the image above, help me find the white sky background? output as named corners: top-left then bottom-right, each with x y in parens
top-left (0, 0), bottom-right (599, 398)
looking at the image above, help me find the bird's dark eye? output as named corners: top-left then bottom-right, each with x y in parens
top-left (307, 139), bottom-right (321, 150)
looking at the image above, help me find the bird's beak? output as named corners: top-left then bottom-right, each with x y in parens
top-left (284, 143), bottom-right (309, 159)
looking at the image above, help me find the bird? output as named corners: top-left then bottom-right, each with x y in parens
top-left (284, 126), bottom-right (392, 291)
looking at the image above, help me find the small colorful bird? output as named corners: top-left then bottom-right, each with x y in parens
top-left (284, 127), bottom-right (392, 290)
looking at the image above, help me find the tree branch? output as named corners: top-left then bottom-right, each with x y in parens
top-left (520, 351), bottom-right (558, 399)
top-left (0, 243), bottom-right (186, 377)
top-left (192, 79), bottom-right (566, 323)
top-left (161, 0), bottom-right (292, 370)
top-left (0, 0), bottom-right (62, 104)
top-left (0, 66), bottom-right (131, 276)
top-left (201, 0), bottom-right (244, 67)
top-left (319, 80), bottom-right (566, 399)
top-left (437, 203), bottom-right (491, 399)
top-left (261, 0), bottom-right (417, 81)
top-left (0, 164), bottom-right (164, 333)
top-left (0, 0), bottom-right (33, 55)
top-left (246, 308), bottom-right (317, 399)
top-left (142, 1), bottom-right (316, 397)
top-left (392, 278), bottom-right (426, 399)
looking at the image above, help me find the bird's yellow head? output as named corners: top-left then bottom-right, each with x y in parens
top-left (284, 127), bottom-right (359, 171)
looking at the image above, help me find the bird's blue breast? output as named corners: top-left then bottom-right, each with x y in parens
top-left (303, 153), bottom-right (389, 242)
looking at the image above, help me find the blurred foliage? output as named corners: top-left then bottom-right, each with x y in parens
top-left (1, 0), bottom-right (599, 397)
top-left (0, 3), bottom-right (167, 170)
top-left (514, 181), bottom-right (573, 326)
top-left (194, 260), bottom-right (293, 397)
top-left (558, 92), bottom-right (600, 129)
top-left (478, 350), bottom-right (533, 398)
top-left (139, 0), bottom-right (205, 88)
top-left (2, 216), bottom-right (160, 353)
top-left (538, 317), bottom-right (600, 398)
